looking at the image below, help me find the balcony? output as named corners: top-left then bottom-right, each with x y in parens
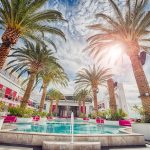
top-left (0, 69), bottom-right (20, 86)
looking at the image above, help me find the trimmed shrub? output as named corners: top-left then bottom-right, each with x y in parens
top-left (104, 109), bottom-right (127, 121)
top-left (132, 105), bottom-right (150, 123)
top-left (8, 106), bottom-right (33, 118)
top-left (89, 111), bottom-right (105, 119)
top-left (79, 113), bottom-right (87, 118)
top-left (33, 111), bottom-right (47, 118)
top-left (0, 101), bottom-right (5, 112)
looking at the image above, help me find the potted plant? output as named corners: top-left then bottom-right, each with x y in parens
top-left (88, 111), bottom-right (105, 123)
top-left (79, 113), bottom-right (89, 121)
top-left (8, 106), bottom-right (33, 123)
top-left (47, 113), bottom-right (53, 121)
top-left (131, 105), bottom-right (150, 140)
top-left (33, 111), bottom-right (47, 122)
top-left (0, 101), bottom-right (5, 129)
top-left (96, 117), bottom-right (104, 124)
top-left (88, 113), bottom-right (92, 119)
top-left (39, 112), bottom-right (47, 122)
top-left (0, 101), bottom-right (7, 116)
top-left (104, 109), bottom-right (127, 126)
top-left (89, 111), bottom-right (103, 119)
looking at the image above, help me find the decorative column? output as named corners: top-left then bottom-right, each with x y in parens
top-left (107, 78), bottom-right (117, 114)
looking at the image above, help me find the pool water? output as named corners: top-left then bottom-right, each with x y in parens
top-left (14, 119), bottom-right (123, 134)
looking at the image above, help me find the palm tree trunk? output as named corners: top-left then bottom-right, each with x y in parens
top-left (92, 87), bottom-right (98, 113)
top-left (78, 100), bottom-right (81, 115)
top-left (39, 81), bottom-right (47, 112)
top-left (49, 100), bottom-right (53, 115)
top-left (20, 73), bottom-right (36, 109)
top-left (129, 44), bottom-right (150, 121)
top-left (107, 78), bottom-right (117, 114)
top-left (0, 28), bottom-right (19, 69)
top-left (0, 43), bottom-right (11, 70)
top-left (82, 98), bottom-right (86, 115)
top-left (55, 99), bottom-right (59, 115)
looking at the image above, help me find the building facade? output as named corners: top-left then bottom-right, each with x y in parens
top-left (45, 96), bottom-right (93, 117)
top-left (99, 82), bottom-right (129, 115)
top-left (0, 69), bottom-right (93, 116)
top-left (0, 69), bottom-right (41, 108)
top-left (0, 67), bottom-right (129, 116)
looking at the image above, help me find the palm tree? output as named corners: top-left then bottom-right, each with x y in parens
top-left (6, 41), bottom-right (58, 109)
top-left (85, 0), bottom-right (150, 120)
top-left (38, 67), bottom-right (68, 112)
top-left (48, 98), bottom-right (54, 116)
top-left (74, 89), bottom-right (91, 116)
top-left (74, 93), bottom-right (82, 115)
top-left (47, 89), bottom-right (64, 116)
top-left (75, 65), bottom-right (112, 113)
top-left (0, 0), bottom-right (66, 69)
top-left (107, 78), bottom-right (117, 114)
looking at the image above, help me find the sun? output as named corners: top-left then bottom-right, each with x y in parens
top-left (107, 44), bottom-right (124, 64)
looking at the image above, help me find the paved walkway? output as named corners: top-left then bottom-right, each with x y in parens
top-left (0, 145), bottom-right (149, 150)
top-left (104, 148), bottom-right (150, 150)
top-left (0, 146), bottom-right (32, 150)
top-left (0, 145), bottom-right (41, 150)
top-left (105, 148), bottom-right (150, 150)
top-left (102, 144), bottom-right (150, 150)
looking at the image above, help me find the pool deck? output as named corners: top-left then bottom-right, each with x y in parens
top-left (0, 145), bottom-right (150, 150)
top-left (0, 142), bottom-right (150, 150)
top-left (103, 143), bottom-right (150, 149)
top-left (0, 145), bottom-right (41, 150)
top-left (0, 123), bottom-right (147, 149)
top-left (0, 129), bottom-right (145, 147)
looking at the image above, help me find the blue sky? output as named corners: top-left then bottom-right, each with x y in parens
top-left (44, 0), bottom-right (150, 112)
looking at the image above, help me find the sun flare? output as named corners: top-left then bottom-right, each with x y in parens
top-left (107, 44), bottom-right (124, 64)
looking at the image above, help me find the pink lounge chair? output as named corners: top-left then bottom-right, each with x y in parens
top-left (59, 116), bottom-right (67, 118)
top-left (4, 116), bottom-right (17, 123)
top-left (47, 116), bottom-right (53, 121)
top-left (119, 120), bottom-right (131, 126)
top-left (128, 118), bottom-right (135, 122)
top-left (83, 118), bottom-right (89, 121)
top-left (32, 116), bottom-right (40, 121)
top-left (96, 118), bottom-right (104, 124)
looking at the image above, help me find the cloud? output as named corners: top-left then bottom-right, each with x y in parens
top-left (44, 1), bottom-right (150, 105)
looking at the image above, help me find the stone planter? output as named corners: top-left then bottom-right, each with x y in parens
top-left (132, 123), bottom-right (150, 140)
top-left (0, 118), bottom-right (4, 129)
top-left (39, 118), bottom-right (47, 123)
top-left (104, 120), bottom-right (119, 126)
top-left (40, 118), bottom-right (46, 121)
top-left (16, 117), bottom-right (32, 123)
top-left (43, 141), bottom-right (101, 150)
top-left (0, 112), bottom-right (7, 116)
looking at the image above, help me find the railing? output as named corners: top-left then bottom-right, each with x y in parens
top-left (0, 70), bottom-right (20, 85)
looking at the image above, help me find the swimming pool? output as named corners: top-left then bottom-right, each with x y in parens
top-left (14, 119), bottom-right (123, 134)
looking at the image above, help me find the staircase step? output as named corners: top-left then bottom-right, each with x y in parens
top-left (42, 141), bottom-right (101, 150)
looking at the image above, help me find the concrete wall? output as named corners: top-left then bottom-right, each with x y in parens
top-left (115, 83), bottom-right (129, 114)
top-left (0, 131), bottom-right (145, 147)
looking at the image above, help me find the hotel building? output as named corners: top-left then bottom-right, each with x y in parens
top-left (0, 69), bottom-right (93, 117)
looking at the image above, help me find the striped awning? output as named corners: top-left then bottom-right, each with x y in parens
top-left (5, 87), bottom-right (12, 97)
top-left (0, 84), bottom-right (3, 89)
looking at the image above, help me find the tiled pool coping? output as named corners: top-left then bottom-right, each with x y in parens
top-left (0, 129), bottom-right (145, 147)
